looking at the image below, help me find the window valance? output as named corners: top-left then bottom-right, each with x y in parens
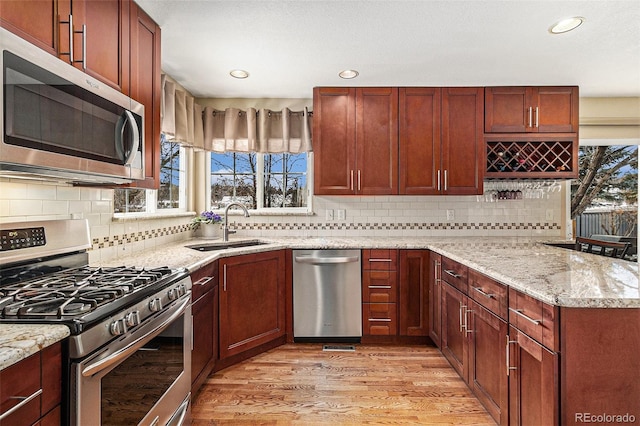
top-left (161, 74), bottom-right (312, 154)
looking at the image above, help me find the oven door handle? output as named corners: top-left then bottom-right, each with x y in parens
top-left (81, 297), bottom-right (190, 377)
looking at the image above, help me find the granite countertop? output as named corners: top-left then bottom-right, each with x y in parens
top-left (0, 324), bottom-right (70, 370)
top-left (94, 236), bottom-right (640, 309)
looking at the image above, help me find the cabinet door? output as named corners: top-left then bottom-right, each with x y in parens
top-left (0, 0), bottom-right (64, 56)
top-left (313, 87), bottom-right (357, 195)
top-left (127, 3), bottom-right (162, 189)
top-left (440, 282), bottom-right (468, 381)
top-left (468, 299), bottom-right (508, 426)
top-left (508, 326), bottom-right (559, 426)
top-left (485, 87), bottom-right (529, 133)
top-left (428, 251), bottom-right (442, 347)
top-left (399, 88), bottom-right (441, 195)
top-left (356, 87), bottom-right (398, 195)
top-left (191, 287), bottom-right (216, 388)
top-left (71, 0), bottom-right (130, 93)
top-left (219, 251), bottom-right (286, 359)
top-left (441, 87), bottom-right (484, 195)
top-left (534, 86), bottom-right (579, 133)
top-left (399, 250), bottom-right (429, 336)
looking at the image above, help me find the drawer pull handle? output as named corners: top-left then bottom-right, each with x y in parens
top-left (509, 308), bottom-right (542, 325)
top-left (368, 318), bottom-right (392, 322)
top-left (0, 389), bottom-right (42, 421)
top-left (368, 285), bottom-right (392, 289)
top-left (444, 269), bottom-right (462, 279)
top-left (368, 259), bottom-right (392, 263)
top-left (472, 286), bottom-right (495, 299)
top-left (193, 276), bottom-right (214, 286)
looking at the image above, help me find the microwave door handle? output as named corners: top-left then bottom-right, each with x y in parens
top-left (116, 110), bottom-right (140, 166)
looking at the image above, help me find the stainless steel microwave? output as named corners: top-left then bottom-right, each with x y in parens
top-left (0, 27), bottom-right (144, 184)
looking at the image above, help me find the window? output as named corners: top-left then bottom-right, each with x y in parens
top-left (114, 135), bottom-right (186, 214)
top-left (210, 152), bottom-right (309, 210)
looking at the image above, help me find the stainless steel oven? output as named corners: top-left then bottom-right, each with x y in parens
top-left (71, 291), bottom-right (191, 426)
top-left (0, 220), bottom-right (192, 426)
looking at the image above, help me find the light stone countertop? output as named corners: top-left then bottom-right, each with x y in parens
top-left (0, 324), bottom-right (70, 370)
top-left (93, 236), bottom-right (640, 309)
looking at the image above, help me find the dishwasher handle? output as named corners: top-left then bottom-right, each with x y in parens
top-left (294, 255), bottom-right (360, 265)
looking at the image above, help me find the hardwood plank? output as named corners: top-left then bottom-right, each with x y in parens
top-left (192, 344), bottom-right (496, 425)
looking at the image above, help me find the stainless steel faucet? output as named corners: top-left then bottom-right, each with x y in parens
top-left (222, 202), bottom-right (250, 241)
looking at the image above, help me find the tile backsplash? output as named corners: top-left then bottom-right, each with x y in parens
top-left (0, 179), bottom-right (565, 265)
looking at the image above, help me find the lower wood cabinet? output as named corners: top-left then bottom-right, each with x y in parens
top-left (190, 261), bottom-right (219, 395)
top-left (508, 325), bottom-right (559, 426)
top-left (428, 251), bottom-right (442, 347)
top-left (399, 250), bottom-right (429, 336)
top-left (0, 342), bottom-right (61, 426)
top-left (468, 298), bottom-right (508, 426)
top-left (440, 281), bottom-right (469, 381)
top-left (218, 250), bottom-right (286, 360)
top-left (362, 250), bottom-right (398, 336)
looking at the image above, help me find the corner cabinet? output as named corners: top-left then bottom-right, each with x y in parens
top-left (218, 250), bottom-right (286, 360)
top-left (313, 87), bottom-right (398, 195)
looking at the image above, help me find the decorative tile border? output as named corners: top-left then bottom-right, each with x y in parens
top-left (233, 222), bottom-right (561, 231)
top-left (91, 221), bottom-right (561, 251)
top-left (91, 224), bottom-right (193, 250)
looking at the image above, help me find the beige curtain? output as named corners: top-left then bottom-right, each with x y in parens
top-left (161, 74), bottom-right (204, 150)
top-left (257, 107), bottom-right (312, 153)
top-left (203, 107), bottom-right (312, 153)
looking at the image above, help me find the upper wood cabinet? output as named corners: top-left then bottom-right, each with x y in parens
top-left (485, 86), bottom-right (579, 133)
top-left (70, 0), bottom-right (130, 93)
top-left (127, 2), bottom-right (162, 189)
top-left (0, 0), bottom-right (65, 56)
top-left (313, 87), bottom-right (398, 195)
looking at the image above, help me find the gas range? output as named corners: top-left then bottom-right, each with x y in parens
top-left (0, 219), bottom-right (193, 425)
top-left (0, 220), bottom-right (190, 355)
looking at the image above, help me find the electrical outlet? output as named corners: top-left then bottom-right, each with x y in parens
top-left (325, 209), bottom-right (334, 221)
top-left (336, 209), bottom-right (346, 220)
top-left (546, 209), bottom-right (554, 221)
top-left (446, 210), bottom-right (455, 221)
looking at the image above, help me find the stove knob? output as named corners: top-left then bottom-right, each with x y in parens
top-left (167, 288), bottom-right (177, 301)
top-left (177, 284), bottom-right (186, 297)
top-left (149, 298), bottom-right (163, 312)
top-left (125, 311), bottom-right (140, 328)
top-left (109, 319), bottom-right (126, 336)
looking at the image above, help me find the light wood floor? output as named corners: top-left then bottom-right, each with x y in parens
top-left (191, 343), bottom-right (496, 425)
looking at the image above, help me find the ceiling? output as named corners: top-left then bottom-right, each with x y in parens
top-left (135, 0), bottom-right (640, 100)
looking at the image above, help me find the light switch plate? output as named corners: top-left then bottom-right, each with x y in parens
top-left (336, 209), bottom-right (346, 220)
top-left (326, 209), bottom-right (334, 221)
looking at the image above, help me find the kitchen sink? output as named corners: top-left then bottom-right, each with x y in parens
top-left (186, 240), bottom-right (267, 252)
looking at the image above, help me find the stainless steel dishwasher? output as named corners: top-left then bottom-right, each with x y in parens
top-left (293, 249), bottom-right (362, 340)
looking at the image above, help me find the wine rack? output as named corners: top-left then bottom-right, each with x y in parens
top-left (485, 135), bottom-right (578, 178)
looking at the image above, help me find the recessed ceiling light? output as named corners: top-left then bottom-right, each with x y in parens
top-left (339, 69), bottom-right (359, 79)
top-left (549, 16), bottom-right (585, 34)
top-left (230, 69), bottom-right (249, 79)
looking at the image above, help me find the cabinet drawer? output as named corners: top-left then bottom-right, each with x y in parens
top-left (363, 270), bottom-right (397, 303)
top-left (363, 249), bottom-right (398, 270)
top-left (363, 303), bottom-right (397, 335)
top-left (0, 352), bottom-right (41, 426)
top-left (190, 261), bottom-right (218, 302)
top-left (508, 288), bottom-right (558, 352)
top-left (441, 256), bottom-right (468, 294)
top-left (468, 269), bottom-right (508, 320)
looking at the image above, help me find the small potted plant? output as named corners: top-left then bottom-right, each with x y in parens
top-left (192, 211), bottom-right (223, 239)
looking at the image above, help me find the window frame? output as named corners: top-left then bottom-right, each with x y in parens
top-left (206, 151), bottom-right (314, 214)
